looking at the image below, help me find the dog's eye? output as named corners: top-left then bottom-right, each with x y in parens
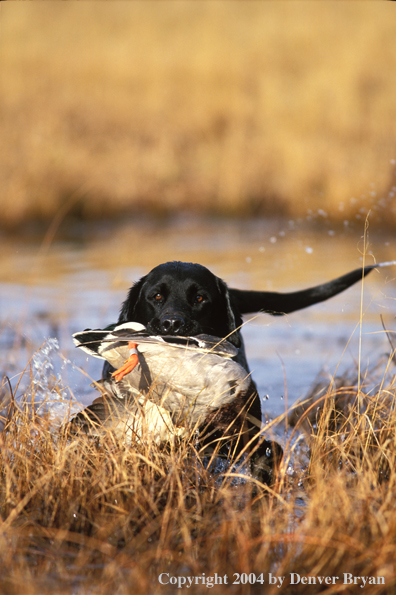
top-left (195, 294), bottom-right (204, 303)
top-left (154, 293), bottom-right (163, 301)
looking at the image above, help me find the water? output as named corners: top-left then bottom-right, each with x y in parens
top-left (1, 216), bottom-right (395, 423)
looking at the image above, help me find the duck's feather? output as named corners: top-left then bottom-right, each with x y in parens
top-left (71, 322), bottom-right (253, 435)
top-left (70, 390), bottom-right (187, 445)
top-left (73, 322), bottom-right (238, 360)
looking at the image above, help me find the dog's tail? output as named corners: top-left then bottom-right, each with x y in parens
top-left (230, 261), bottom-right (396, 316)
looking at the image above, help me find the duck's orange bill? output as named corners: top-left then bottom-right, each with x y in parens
top-left (112, 342), bottom-right (139, 382)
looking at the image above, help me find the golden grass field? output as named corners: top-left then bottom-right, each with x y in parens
top-left (1, 345), bottom-right (396, 594)
top-left (1, 3), bottom-right (396, 230)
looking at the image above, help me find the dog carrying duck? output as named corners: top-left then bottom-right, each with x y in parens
top-left (72, 322), bottom-right (252, 425)
top-left (67, 259), bottom-right (396, 485)
top-left (69, 322), bottom-right (265, 454)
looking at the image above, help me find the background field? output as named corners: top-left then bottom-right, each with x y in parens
top-left (1, 3), bottom-right (396, 231)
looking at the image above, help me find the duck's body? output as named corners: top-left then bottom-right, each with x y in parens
top-left (70, 322), bottom-right (254, 444)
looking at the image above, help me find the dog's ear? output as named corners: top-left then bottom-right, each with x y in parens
top-left (118, 276), bottom-right (147, 323)
top-left (215, 278), bottom-right (243, 348)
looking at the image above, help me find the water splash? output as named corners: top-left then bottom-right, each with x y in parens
top-left (32, 337), bottom-right (59, 393)
top-left (205, 453), bottom-right (252, 486)
top-left (30, 338), bottom-right (80, 423)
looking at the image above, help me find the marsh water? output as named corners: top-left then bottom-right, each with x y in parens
top-left (1, 216), bottom-right (396, 425)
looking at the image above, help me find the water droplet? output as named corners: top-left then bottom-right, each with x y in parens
top-left (258, 246), bottom-right (265, 252)
top-left (270, 237), bottom-right (277, 244)
top-left (305, 246), bottom-right (313, 254)
top-left (246, 256), bottom-right (252, 263)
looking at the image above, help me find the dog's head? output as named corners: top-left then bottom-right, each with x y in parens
top-left (118, 261), bottom-right (242, 347)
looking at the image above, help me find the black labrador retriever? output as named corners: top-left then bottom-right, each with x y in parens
top-left (98, 260), bottom-right (381, 483)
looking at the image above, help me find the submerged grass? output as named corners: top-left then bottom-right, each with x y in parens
top-left (1, 351), bottom-right (396, 594)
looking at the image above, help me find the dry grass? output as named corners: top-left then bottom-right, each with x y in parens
top-left (1, 3), bottom-right (396, 230)
top-left (1, 348), bottom-right (396, 594)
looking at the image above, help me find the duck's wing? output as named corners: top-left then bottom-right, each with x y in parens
top-left (135, 333), bottom-right (238, 358)
top-left (72, 322), bottom-right (148, 359)
top-left (110, 324), bottom-right (236, 355)
top-left (73, 322), bottom-right (238, 378)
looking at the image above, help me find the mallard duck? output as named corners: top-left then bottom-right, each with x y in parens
top-left (69, 322), bottom-right (254, 445)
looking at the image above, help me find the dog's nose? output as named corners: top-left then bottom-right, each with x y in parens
top-left (160, 315), bottom-right (185, 335)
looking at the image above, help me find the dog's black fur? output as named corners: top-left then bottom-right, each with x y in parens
top-left (102, 260), bottom-right (378, 483)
